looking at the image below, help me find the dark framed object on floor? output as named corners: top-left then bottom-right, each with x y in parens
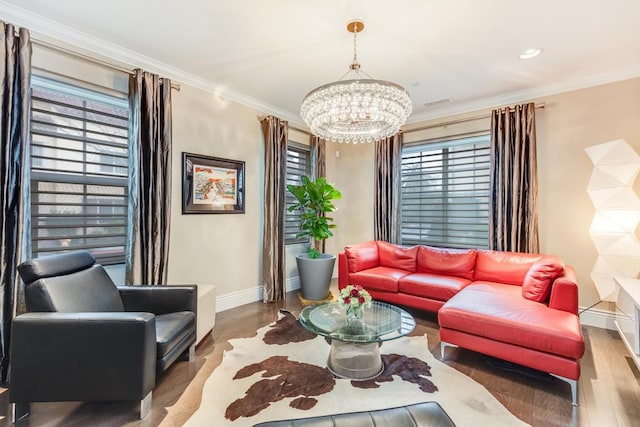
top-left (182, 152), bottom-right (245, 214)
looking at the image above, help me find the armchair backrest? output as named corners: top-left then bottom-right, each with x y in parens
top-left (17, 250), bottom-right (125, 313)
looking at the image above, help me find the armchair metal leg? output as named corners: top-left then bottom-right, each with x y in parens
top-left (139, 391), bottom-right (152, 419)
top-left (440, 341), bottom-right (458, 360)
top-left (11, 402), bottom-right (30, 423)
top-left (550, 374), bottom-right (579, 406)
top-left (188, 344), bottom-right (195, 362)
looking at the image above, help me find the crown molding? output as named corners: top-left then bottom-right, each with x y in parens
top-left (406, 65), bottom-right (640, 125)
top-left (0, 1), bottom-right (305, 127)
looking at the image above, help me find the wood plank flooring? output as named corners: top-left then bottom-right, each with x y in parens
top-left (1, 284), bottom-right (639, 426)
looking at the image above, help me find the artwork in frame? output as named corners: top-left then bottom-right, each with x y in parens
top-left (182, 152), bottom-right (245, 214)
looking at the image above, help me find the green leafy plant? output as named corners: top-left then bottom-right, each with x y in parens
top-left (287, 175), bottom-right (342, 258)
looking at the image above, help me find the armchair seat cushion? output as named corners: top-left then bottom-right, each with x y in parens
top-left (155, 311), bottom-right (196, 358)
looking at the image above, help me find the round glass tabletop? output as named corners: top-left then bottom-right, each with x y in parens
top-left (299, 300), bottom-right (416, 343)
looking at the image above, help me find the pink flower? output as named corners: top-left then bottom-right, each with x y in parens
top-left (359, 296), bottom-right (365, 304)
top-left (350, 289), bottom-right (359, 297)
top-left (344, 296), bottom-right (351, 304)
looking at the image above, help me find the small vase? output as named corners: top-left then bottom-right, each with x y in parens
top-left (347, 305), bottom-right (364, 320)
top-left (347, 306), bottom-right (364, 333)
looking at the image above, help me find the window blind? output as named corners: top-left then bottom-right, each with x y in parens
top-left (400, 134), bottom-right (491, 249)
top-left (30, 77), bottom-right (130, 265)
top-left (285, 144), bottom-right (311, 244)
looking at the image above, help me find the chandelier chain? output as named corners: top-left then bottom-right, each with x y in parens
top-left (352, 23), bottom-right (358, 66)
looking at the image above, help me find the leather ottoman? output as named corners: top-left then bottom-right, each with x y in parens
top-left (252, 401), bottom-right (455, 426)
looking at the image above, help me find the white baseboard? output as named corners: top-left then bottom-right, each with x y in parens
top-left (216, 277), bottom-right (301, 313)
top-left (286, 276), bottom-right (301, 292)
top-left (579, 306), bottom-right (616, 330)
top-left (216, 286), bottom-right (262, 312)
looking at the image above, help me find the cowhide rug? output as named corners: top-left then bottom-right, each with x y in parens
top-left (185, 311), bottom-right (528, 427)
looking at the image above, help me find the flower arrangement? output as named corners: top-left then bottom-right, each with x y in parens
top-left (338, 284), bottom-right (372, 319)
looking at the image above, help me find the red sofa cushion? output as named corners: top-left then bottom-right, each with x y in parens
top-left (417, 246), bottom-right (476, 280)
top-left (473, 250), bottom-right (544, 285)
top-left (522, 262), bottom-right (565, 302)
top-left (349, 267), bottom-right (411, 292)
top-left (399, 273), bottom-right (471, 301)
top-left (439, 283), bottom-right (584, 359)
top-left (377, 241), bottom-right (418, 272)
top-left (345, 241), bottom-right (379, 273)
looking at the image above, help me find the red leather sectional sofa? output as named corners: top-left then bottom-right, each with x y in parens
top-left (338, 240), bottom-right (584, 405)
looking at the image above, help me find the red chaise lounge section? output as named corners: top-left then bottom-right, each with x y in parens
top-left (337, 240), bottom-right (584, 405)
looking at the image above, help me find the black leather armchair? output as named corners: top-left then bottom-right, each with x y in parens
top-left (9, 250), bottom-right (197, 422)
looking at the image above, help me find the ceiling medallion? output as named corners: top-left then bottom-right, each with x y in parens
top-left (300, 20), bottom-right (412, 144)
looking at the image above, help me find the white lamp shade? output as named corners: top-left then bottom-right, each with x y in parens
top-left (586, 139), bottom-right (640, 301)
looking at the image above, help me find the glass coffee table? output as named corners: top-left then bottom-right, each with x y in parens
top-left (299, 300), bottom-right (416, 380)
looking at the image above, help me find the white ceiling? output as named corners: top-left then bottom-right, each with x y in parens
top-left (2, 0), bottom-right (640, 127)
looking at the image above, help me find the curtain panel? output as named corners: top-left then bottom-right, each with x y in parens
top-left (0, 21), bottom-right (31, 385)
top-left (310, 135), bottom-right (326, 179)
top-left (126, 70), bottom-right (173, 285)
top-left (261, 116), bottom-right (288, 302)
top-left (374, 133), bottom-right (403, 243)
top-left (310, 135), bottom-right (326, 252)
top-left (489, 102), bottom-right (539, 253)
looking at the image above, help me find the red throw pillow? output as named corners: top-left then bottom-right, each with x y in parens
top-left (377, 241), bottom-right (418, 272)
top-left (522, 262), bottom-right (565, 302)
top-left (345, 241), bottom-right (379, 273)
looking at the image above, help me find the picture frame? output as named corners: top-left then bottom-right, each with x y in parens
top-left (182, 152), bottom-right (245, 214)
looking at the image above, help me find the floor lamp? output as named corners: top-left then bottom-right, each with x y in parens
top-left (585, 139), bottom-right (640, 301)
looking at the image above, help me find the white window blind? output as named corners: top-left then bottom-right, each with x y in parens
top-left (30, 76), bottom-right (130, 265)
top-left (285, 144), bottom-right (311, 244)
top-left (400, 134), bottom-right (491, 249)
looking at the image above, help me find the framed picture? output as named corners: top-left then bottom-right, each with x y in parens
top-left (182, 152), bottom-right (245, 214)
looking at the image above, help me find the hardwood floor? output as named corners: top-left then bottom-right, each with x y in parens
top-left (1, 284), bottom-right (639, 426)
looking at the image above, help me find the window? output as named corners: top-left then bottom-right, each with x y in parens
top-left (30, 76), bottom-right (129, 265)
top-left (285, 144), bottom-right (311, 244)
top-left (400, 134), bottom-right (491, 249)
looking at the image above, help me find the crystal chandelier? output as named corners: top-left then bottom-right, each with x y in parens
top-left (300, 20), bottom-right (412, 144)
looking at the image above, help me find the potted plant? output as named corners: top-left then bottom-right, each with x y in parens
top-left (287, 175), bottom-right (342, 300)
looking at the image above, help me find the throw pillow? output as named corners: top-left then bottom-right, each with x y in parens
top-left (522, 262), bottom-right (565, 302)
top-left (377, 241), bottom-right (418, 272)
top-left (345, 241), bottom-right (379, 273)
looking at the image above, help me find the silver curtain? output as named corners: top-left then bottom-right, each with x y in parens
top-left (0, 21), bottom-right (31, 385)
top-left (310, 135), bottom-right (326, 252)
top-left (126, 70), bottom-right (173, 285)
top-left (261, 116), bottom-right (288, 302)
top-left (489, 102), bottom-right (539, 253)
top-left (374, 133), bottom-right (403, 243)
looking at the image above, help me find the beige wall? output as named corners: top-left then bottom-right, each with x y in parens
top-left (324, 142), bottom-right (376, 268)
top-left (167, 85), bottom-right (265, 300)
top-left (534, 78), bottom-right (640, 308)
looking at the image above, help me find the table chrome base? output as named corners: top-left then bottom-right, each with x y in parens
top-left (327, 340), bottom-right (384, 380)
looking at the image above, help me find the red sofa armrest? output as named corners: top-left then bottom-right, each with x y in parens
top-left (548, 265), bottom-right (579, 315)
top-left (338, 252), bottom-right (349, 290)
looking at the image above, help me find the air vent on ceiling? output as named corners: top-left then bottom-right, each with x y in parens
top-left (424, 98), bottom-right (452, 107)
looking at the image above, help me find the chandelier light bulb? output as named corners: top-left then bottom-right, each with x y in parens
top-left (300, 20), bottom-right (412, 143)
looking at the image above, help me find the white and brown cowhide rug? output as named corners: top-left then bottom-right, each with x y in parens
top-left (185, 311), bottom-right (528, 427)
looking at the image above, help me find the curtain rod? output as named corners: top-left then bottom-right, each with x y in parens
top-left (31, 38), bottom-right (181, 91)
top-left (401, 103), bottom-right (545, 134)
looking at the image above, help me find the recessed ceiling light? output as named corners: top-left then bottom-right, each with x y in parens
top-left (520, 48), bottom-right (543, 59)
